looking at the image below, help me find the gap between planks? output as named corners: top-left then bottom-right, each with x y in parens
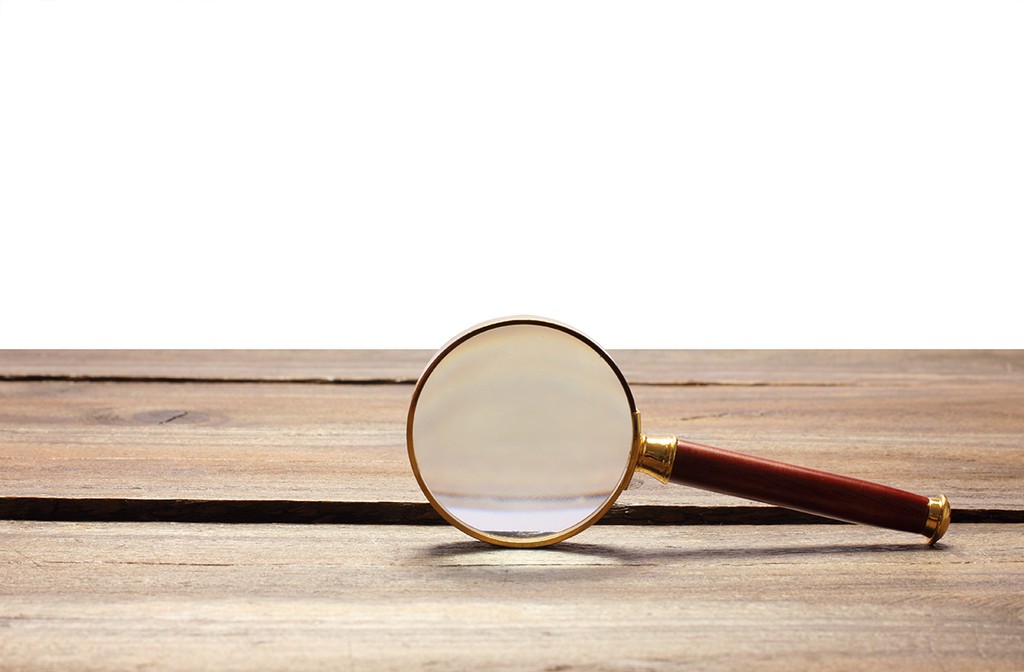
top-left (0, 498), bottom-right (1019, 525)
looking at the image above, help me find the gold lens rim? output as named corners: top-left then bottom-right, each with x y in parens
top-left (406, 316), bottom-right (641, 548)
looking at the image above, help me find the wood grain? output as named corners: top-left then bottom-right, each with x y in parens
top-left (3, 349), bottom-right (1022, 385)
top-left (1, 375), bottom-right (1020, 509)
top-left (1, 522), bottom-right (1021, 671)
top-left (1, 351), bottom-right (1020, 671)
top-left (0, 350), bottom-right (430, 383)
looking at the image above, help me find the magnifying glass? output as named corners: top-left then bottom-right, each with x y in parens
top-left (407, 317), bottom-right (951, 548)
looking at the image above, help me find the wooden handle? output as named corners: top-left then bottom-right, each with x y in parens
top-left (667, 438), bottom-right (949, 540)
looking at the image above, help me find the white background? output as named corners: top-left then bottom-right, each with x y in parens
top-left (1, 0), bottom-right (1021, 348)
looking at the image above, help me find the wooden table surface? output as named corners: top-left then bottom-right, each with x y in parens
top-left (2, 350), bottom-right (1022, 670)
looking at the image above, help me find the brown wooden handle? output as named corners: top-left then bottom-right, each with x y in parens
top-left (668, 438), bottom-right (946, 538)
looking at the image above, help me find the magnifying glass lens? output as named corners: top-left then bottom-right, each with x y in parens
top-left (408, 322), bottom-right (636, 545)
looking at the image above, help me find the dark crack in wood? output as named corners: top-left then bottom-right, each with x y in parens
top-left (0, 498), bottom-right (1018, 526)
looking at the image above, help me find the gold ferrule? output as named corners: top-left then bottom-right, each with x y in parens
top-left (636, 435), bottom-right (678, 483)
top-left (923, 494), bottom-right (951, 545)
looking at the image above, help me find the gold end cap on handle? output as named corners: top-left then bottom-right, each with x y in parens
top-left (924, 495), bottom-right (951, 545)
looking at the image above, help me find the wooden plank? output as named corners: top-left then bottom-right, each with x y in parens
top-left (620, 349), bottom-right (1024, 386)
top-left (1, 378), bottom-right (1021, 509)
top-left (2, 349), bottom-right (1022, 385)
top-left (1, 522), bottom-right (1020, 671)
top-left (0, 350), bottom-right (431, 383)
top-left (0, 380), bottom-right (409, 502)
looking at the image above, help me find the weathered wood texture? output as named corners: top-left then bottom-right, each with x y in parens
top-left (0, 350), bottom-right (431, 383)
top-left (1, 371), bottom-right (1021, 509)
top-left (1, 351), bottom-right (1021, 670)
top-left (1, 522), bottom-right (1021, 671)
top-left (2, 349), bottom-right (1022, 385)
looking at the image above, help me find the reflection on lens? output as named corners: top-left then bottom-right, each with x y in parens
top-left (408, 320), bottom-right (637, 546)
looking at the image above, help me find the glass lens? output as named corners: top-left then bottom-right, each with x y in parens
top-left (409, 321), bottom-right (636, 545)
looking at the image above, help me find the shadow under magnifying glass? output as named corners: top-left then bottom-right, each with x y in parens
top-left (418, 535), bottom-right (944, 566)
